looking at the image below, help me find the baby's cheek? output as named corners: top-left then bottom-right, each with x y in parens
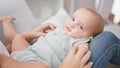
top-left (83, 32), bottom-right (92, 37)
top-left (64, 20), bottom-right (70, 25)
top-left (72, 33), bottom-right (81, 38)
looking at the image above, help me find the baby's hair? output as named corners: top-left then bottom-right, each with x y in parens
top-left (79, 7), bottom-right (105, 36)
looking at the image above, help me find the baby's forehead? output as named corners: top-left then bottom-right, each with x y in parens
top-left (73, 9), bottom-right (97, 20)
top-left (75, 8), bottom-right (91, 14)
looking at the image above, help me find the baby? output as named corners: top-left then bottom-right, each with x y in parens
top-left (0, 7), bottom-right (104, 68)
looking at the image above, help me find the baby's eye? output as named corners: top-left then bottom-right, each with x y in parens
top-left (72, 17), bottom-right (75, 21)
top-left (79, 25), bottom-right (83, 30)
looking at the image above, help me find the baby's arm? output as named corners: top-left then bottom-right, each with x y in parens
top-left (23, 23), bottom-right (56, 41)
top-left (0, 53), bottom-right (48, 68)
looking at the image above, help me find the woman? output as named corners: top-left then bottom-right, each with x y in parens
top-left (0, 20), bottom-right (120, 68)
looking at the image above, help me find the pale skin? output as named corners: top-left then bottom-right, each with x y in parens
top-left (0, 16), bottom-right (92, 68)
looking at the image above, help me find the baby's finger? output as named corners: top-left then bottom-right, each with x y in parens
top-left (37, 32), bottom-right (46, 37)
top-left (49, 23), bottom-right (56, 30)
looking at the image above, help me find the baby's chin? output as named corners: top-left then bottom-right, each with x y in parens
top-left (63, 29), bottom-right (82, 39)
top-left (63, 29), bottom-right (75, 38)
top-left (63, 28), bottom-right (68, 34)
top-left (63, 27), bottom-right (80, 38)
top-left (63, 28), bottom-right (71, 36)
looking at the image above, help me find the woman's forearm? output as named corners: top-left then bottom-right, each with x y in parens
top-left (1, 54), bottom-right (48, 68)
top-left (0, 54), bottom-right (9, 67)
top-left (2, 59), bottom-right (48, 68)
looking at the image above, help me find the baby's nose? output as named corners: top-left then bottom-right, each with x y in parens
top-left (71, 24), bottom-right (76, 29)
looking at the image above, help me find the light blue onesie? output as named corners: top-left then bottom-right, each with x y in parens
top-left (11, 27), bottom-right (92, 68)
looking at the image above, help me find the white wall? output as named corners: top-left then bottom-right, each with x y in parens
top-left (0, 0), bottom-right (37, 43)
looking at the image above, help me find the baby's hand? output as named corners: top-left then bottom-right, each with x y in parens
top-left (24, 23), bottom-right (56, 41)
top-left (41, 23), bottom-right (56, 32)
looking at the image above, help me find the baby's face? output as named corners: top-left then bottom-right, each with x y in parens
top-left (63, 9), bottom-right (99, 38)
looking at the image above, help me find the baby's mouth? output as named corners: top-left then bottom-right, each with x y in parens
top-left (64, 26), bottom-right (71, 32)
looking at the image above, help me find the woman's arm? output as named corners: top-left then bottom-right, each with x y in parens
top-left (0, 53), bottom-right (48, 68)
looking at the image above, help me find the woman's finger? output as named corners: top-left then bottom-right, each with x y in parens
top-left (84, 62), bottom-right (93, 68)
top-left (67, 46), bottom-right (78, 56)
top-left (64, 46), bottom-right (78, 62)
top-left (81, 51), bottom-right (91, 65)
top-left (76, 43), bottom-right (88, 60)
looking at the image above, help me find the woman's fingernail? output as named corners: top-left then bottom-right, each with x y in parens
top-left (90, 62), bottom-right (93, 65)
top-left (88, 51), bottom-right (91, 54)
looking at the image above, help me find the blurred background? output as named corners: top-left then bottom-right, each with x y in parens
top-left (25, 0), bottom-right (120, 25)
top-left (0, 0), bottom-right (120, 27)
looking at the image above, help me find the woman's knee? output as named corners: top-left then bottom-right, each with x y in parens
top-left (89, 31), bottom-right (118, 46)
top-left (88, 32), bottom-right (114, 65)
top-left (89, 31), bottom-right (119, 58)
top-left (100, 31), bottom-right (117, 39)
top-left (95, 31), bottom-right (117, 40)
top-left (89, 31), bottom-right (120, 67)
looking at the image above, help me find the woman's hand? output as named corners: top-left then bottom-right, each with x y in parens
top-left (23, 23), bottom-right (56, 41)
top-left (59, 43), bottom-right (93, 68)
top-left (0, 53), bottom-right (9, 67)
